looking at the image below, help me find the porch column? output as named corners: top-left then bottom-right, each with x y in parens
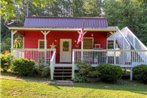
top-left (11, 30), bottom-right (17, 53)
top-left (77, 30), bottom-right (87, 61)
top-left (41, 31), bottom-right (50, 65)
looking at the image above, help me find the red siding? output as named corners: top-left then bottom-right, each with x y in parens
top-left (24, 31), bottom-right (108, 63)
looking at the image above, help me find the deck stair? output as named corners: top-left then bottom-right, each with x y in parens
top-left (108, 27), bottom-right (147, 65)
top-left (54, 67), bottom-right (72, 80)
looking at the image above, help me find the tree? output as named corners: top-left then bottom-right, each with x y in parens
top-left (104, 0), bottom-right (147, 45)
top-left (83, 0), bottom-right (102, 17)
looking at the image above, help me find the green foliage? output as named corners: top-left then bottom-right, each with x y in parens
top-left (2, 79), bottom-right (147, 98)
top-left (12, 58), bottom-right (35, 76)
top-left (83, 0), bottom-right (101, 16)
top-left (133, 65), bottom-right (147, 83)
top-left (33, 64), bottom-right (50, 77)
top-left (14, 37), bottom-right (23, 48)
top-left (104, 0), bottom-right (147, 45)
top-left (75, 62), bottom-right (100, 82)
top-left (0, 53), bottom-right (12, 72)
top-left (97, 64), bottom-right (123, 83)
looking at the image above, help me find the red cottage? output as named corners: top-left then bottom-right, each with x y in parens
top-left (8, 17), bottom-right (147, 80)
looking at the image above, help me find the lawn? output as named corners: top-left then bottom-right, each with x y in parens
top-left (1, 79), bottom-right (147, 98)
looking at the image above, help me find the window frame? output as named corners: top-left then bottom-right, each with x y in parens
top-left (38, 39), bottom-right (47, 49)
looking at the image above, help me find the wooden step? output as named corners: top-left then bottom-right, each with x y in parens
top-left (54, 69), bottom-right (72, 71)
top-left (54, 67), bottom-right (72, 80)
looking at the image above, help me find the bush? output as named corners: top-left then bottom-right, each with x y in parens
top-left (0, 53), bottom-right (12, 72)
top-left (97, 64), bottom-right (123, 83)
top-left (33, 64), bottom-right (50, 77)
top-left (75, 62), bottom-right (99, 82)
top-left (12, 58), bottom-right (35, 76)
top-left (133, 65), bottom-right (147, 83)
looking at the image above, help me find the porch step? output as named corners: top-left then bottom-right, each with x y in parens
top-left (54, 67), bottom-right (72, 80)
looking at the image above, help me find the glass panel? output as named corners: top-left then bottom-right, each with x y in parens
top-left (39, 41), bottom-right (44, 49)
top-left (63, 41), bottom-right (69, 51)
top-left (108, 41), bottom-right (114, 49)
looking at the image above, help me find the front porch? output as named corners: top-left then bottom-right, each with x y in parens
top-left (12, 48), bottom-right (147, 80)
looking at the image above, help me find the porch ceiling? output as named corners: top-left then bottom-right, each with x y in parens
top-left (8, 27), bottom-right (117, 32)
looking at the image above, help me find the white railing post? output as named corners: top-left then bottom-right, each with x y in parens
top-left (114, 50), bottom-right (116, 64)
top-left (72, 50), bottom-right (75, 80)
top-left (50, 49), bottom-right (56, 80)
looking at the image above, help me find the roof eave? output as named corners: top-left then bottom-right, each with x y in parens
top-left (8, 27), bottom-right (117, 32)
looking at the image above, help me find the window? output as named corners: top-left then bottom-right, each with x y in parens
top-left (63, 41), bottom-right (69, 51)
top-left (38, 40), bottom-right (45, 49)
top-left (107, 41), bottom-right (114, 49)
top-left (83, 38), bottom-right (93, 49)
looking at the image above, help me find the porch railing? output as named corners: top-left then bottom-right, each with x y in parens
top-left (72, 49), bottom-right (147, 67)
top-left (12, 48), bottom-right (55, 65)
top-left (12, 48), bottom-right (56, 80)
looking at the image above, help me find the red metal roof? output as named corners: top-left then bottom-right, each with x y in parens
top-left (24, 17), bottom-right (108, 28)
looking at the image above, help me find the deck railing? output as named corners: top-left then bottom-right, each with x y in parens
top-left (72, 49), bottom-right (147, 67)
top-left (12, 48), bottom-right (55, 65)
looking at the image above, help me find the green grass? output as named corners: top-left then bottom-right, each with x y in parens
top-left (1, 79), bottom-right (147, 98)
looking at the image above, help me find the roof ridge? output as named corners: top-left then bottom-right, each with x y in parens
top-left (26, 16), bottom-right (106, 19)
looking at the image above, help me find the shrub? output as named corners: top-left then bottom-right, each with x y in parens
top-left (12, 58), bottom-right (35, 76)
top-left (96, 64), bottom-right (123, 83)
top-left (133, 65), bottom-right (147, 83)
top-left (0, 53), bottom-right (12, 72)
top-left (33, 64), bottom-right (50, 77)
top-left (75, 62), bottom-right (99, 82)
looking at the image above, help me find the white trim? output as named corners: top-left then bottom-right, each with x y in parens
top-left (8, 27), bottom-right (117, 32)
top-left (95, 44), bottom-right (101, 48)
top-left (11, 30), bottom-right (17, 51)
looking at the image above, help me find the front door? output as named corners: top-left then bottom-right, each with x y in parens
top-left (60, 39), bottom-right (72, 62)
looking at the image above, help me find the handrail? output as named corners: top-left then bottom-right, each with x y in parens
top-left (12, 48), bottom-right (53, 51)
top-left (121, 27), bottom-right (147, 63)
top-left (116, 27), bottom-right (131, 49)
top-left (50, 49), bottom-right (56, 80)
top-left (72, 50), bottom-right (75, 80)
top-left (121, 27), bottom-right (147, 50)
top-left (50, 49), bottom-right (56, 62)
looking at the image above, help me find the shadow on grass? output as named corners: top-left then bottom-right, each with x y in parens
top-left (71, 80), bottom-right (147, 96)
top-left (1, 71), bottom-right (50, 83)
